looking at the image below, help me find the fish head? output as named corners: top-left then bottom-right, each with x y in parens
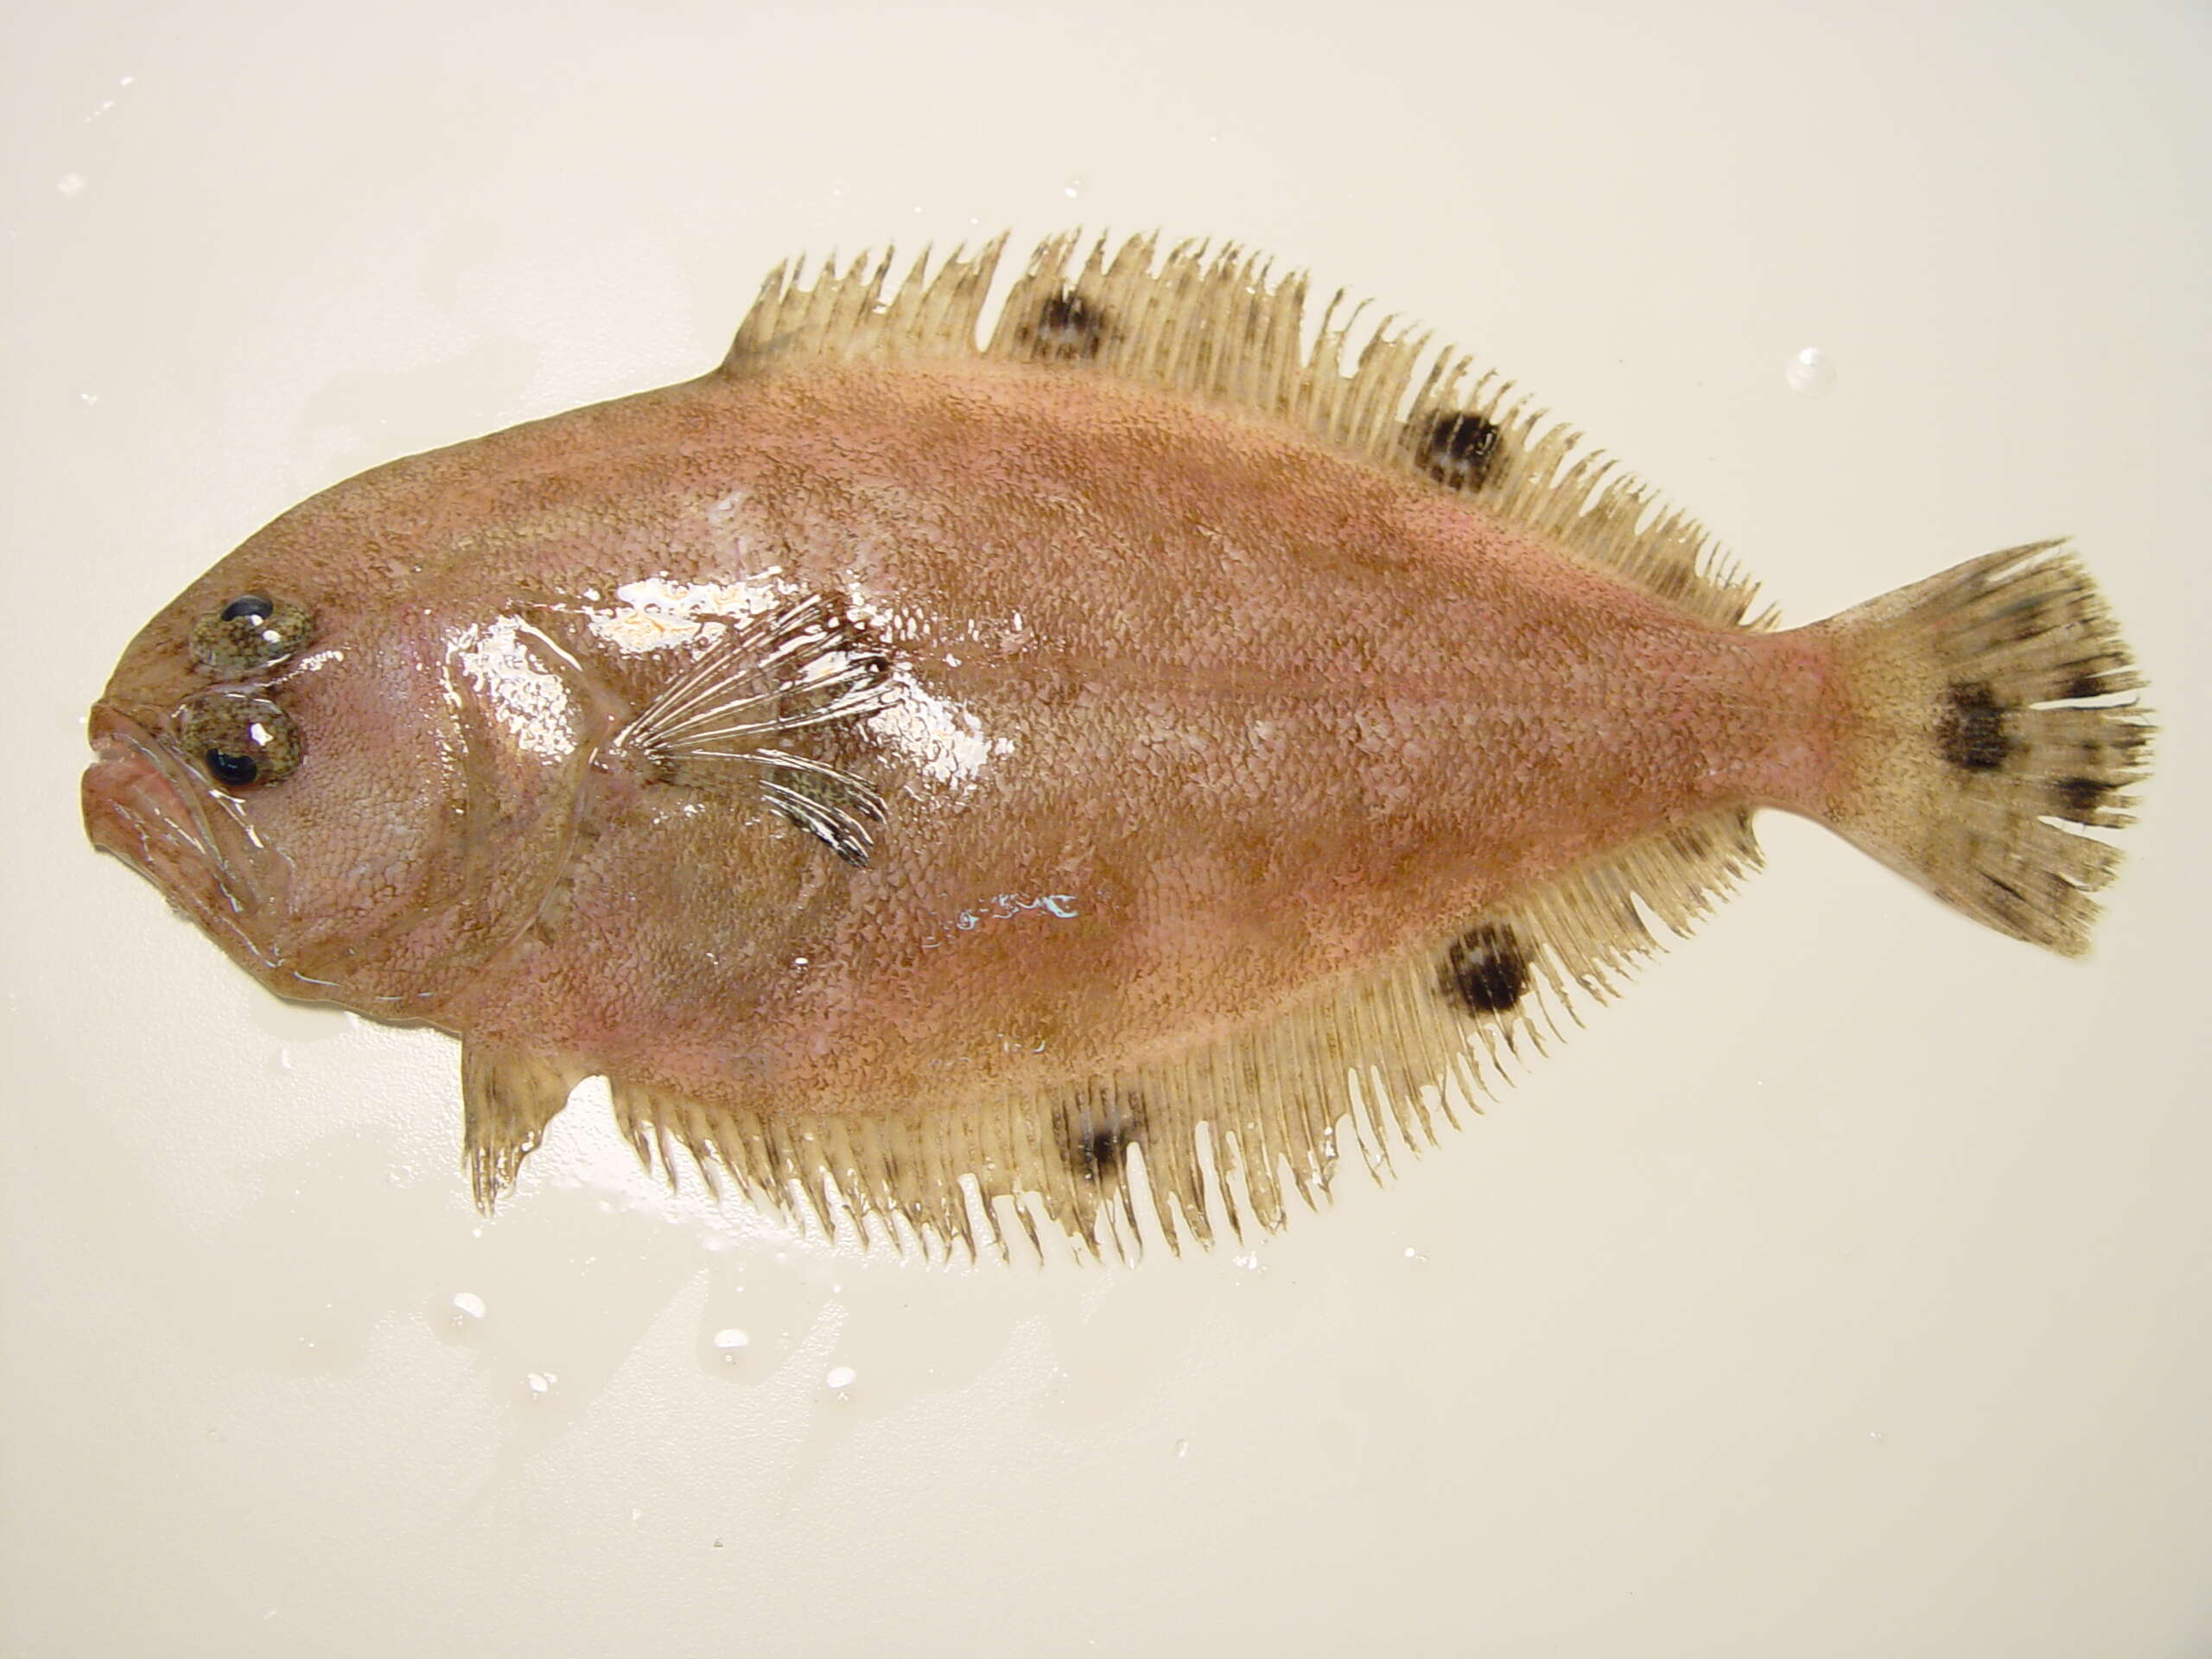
top-left (81, 482), bottom-right (563, 1018)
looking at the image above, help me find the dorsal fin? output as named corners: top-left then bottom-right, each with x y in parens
top-left (721, 232), bottom-right (1771, 631)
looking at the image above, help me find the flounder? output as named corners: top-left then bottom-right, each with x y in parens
top-left (81, 233), bottom-right (2154, 1257)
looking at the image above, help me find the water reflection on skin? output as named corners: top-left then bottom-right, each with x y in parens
top-left (451, 616), bottom-right (588, 761)
top-left (564, 566), bottom-right (1020, 819)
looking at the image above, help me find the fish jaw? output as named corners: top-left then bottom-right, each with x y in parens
top-left (81, 701), bottom-right (291, 982)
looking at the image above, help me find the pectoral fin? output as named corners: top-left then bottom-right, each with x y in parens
top-left (613, 594), bottom-right (893, 866)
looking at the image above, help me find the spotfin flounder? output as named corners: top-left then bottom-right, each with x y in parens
top-left (82, 233), bottom-right (2154, 1258)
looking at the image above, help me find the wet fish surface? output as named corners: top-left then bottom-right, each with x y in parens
top-left (82, 233), bottom-right (2154, 1256)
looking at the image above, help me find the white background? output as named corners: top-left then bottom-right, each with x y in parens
top-left (4, 3), bottom-right (2207, 1655)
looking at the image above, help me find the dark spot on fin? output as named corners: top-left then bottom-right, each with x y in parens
top-left (1060, 1086), bottom-right (1147, 1181)
top-left (2063, 669), bottom-right (2108, 702)
top-left (1440, 923), bottom-right (1532, 1016)
top-left (1939, 681), bottom-right (2013, 772)
top-left (2053, 775), bottom-right (2112, 818)
top-left (1415, 411), bottom-right (1503, 492)
top-left (1025, 287), bottom-right (1106, 360)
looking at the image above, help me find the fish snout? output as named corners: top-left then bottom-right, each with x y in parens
top-left (82, 701), bottom-right (280, 953)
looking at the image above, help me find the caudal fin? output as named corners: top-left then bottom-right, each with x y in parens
top-left (1813, 541), bottom-right (2153, 956)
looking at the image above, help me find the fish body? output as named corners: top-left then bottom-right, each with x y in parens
top-left (82, 235), bottom-right (2152, 1252)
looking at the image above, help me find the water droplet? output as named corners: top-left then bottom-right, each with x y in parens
top-left (452, 1291), bottom-right (486, 1321)
top-left (1402, 1245), bottom-right (1427, 1262)
top-left (1174, 1438), bottom-right (1190, 1459)
top-left (711, 1327), bottom-right (749, 1355)
top-left (77, 391), bottom-right (99, 407)
top-left (387, 1164), bottom-right (414, 1186)
top-left (1062, 175), bottom-right (1088, 200)
top-left (630, 1507), bottom-right (644, 1525)
top-left (825, 1363), bottom-right (857, 1391)
top-left (1784, 346), bottom-right (1835, 397)
top-left (1233, 1251), bottom-right (1261, 1271)
top-left (525, 1370), bottom-right (556, 1397)
top-left (56, 173), bottom-right (87, 198)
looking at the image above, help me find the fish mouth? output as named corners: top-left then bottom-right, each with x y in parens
top-left (82, 702), bottom-right (289, 970)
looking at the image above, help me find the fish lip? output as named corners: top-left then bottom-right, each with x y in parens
top-left (82, 702), bottom-right (288, 967)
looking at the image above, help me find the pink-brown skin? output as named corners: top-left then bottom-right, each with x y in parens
top-left (85, 359), bottom-right (1842, 1117)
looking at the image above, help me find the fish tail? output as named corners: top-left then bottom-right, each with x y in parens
top-left (1810, 541), bottom-right (2152, 955)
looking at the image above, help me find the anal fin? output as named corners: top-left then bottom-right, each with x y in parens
top-left (577, 804), bottom-right (1762, 1262)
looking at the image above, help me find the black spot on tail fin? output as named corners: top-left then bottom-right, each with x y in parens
top-left (2053, 775), bottom-right (2113, 819)
top-left (1939, 682), bottom-right (2013, 772)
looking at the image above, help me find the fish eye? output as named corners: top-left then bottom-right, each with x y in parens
top-left (176, 690), bottom-right (302, 791)
top-left (190, 592), bottom-right (313, 673)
